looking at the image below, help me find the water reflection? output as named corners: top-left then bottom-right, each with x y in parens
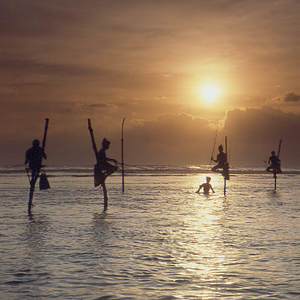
top-left (5, 214), bottom-right (53, 297)
top-left (91, 211), bottom-right (110, 247)
top-left (25, 214), bottom-right (50, 258)
top-left (169, 195), bottom-right (237, 298)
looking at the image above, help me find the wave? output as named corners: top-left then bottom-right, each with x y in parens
top-left (1, 164), bottom-right (300, 176)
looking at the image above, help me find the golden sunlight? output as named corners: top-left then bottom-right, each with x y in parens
top-left (199, 83), bottom-right (221, 103)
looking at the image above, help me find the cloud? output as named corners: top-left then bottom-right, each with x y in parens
top-left (0, 107), bottom-right (299, 167)
top-left (0, 1), bottom-right (88, 37)
top-left (120, 107), bottom-right (300, 167)
top-left (89, 103), bottom-right (109, 109)
top-left (267, 92), bottom-right (300, 112)
top-left (222, 106), bottom-right (300, 166)
top-left (0, 58), bottom-right (102, 78)
top-left (123, 113), bottom-right (215, 165)
top-left (282, 92), bottom-right (300, 103)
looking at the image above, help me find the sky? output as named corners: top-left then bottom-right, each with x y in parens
top-left (1, 0), bottom-right (300, 167)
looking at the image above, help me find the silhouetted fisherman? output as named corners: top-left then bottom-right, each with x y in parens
top-left (25, 139), bottom-right (47, 213)
top-left (94, 138), bottom-right (117, 187)
top-left (266, 150), bottom-right (282, 174)
top-left (25, 139), bottom-right (47, 180)
top-left (211, 144), bottom-right (227, 173)
top-left (196, 177), bottom-right (215, 195)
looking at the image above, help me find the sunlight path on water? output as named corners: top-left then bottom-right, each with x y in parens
top-left (0, 168), bottom-right (299, 299)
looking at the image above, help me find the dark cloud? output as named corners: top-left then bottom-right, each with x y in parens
top-left (122, 107), bottom-right (300, 166)
top-left (0, 1), bottom-right (88, 37)
top-left (0, 107), bottom-right (299, 166)
top-left (123, 113), bottom-right (214, 165)
top-left (0, 59), bottom-right (101, 77)
top-left (222, 106), bottom-right (300, 166)
top-left (89, 103), bottom-right (109, 109)
top-left (283, 92), bottom-right (300, 103)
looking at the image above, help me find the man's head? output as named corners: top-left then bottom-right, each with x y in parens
top-left (32, 139), bottom-right (40, 147)
top-left (102, 138), bottom-right (111, 149)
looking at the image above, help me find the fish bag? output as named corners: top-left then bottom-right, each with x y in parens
top-left (39, 172), bottom-right (51, 190)
top-left (94, 164), bottom-right (105, 187)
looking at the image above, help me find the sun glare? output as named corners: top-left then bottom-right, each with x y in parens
top-left (199, 83), bottom-right (221, 103)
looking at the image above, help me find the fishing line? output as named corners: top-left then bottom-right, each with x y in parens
top-left (25, 168), bottom-right (31, 183)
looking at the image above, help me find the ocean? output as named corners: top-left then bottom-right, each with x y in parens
top-left (0, 165), bottom-right (299, 299)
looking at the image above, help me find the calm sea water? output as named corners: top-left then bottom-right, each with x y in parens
top-left (0, 165), bottom-right (299, 299)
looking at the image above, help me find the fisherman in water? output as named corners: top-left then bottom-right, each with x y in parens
top-left (25, 139), bottom-right (47, 181)
top-left (211, 144), bottom-right (227, 173)
top-left (196, 177), bottom-right (215, 195)
top-left (266, 150), bottom-right (282, 174)
top-left (94, 138), bottom-right (118, 186)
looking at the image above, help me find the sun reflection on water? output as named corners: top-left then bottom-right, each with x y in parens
top-left (169, 176), bottom-right (237, 298)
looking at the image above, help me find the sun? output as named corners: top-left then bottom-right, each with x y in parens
top-left (199, 83), bottom-right (221, 103)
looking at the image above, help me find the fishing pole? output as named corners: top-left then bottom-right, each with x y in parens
top-left (210, 127), bottom-right (218, 163)
top-left (277, 139), bottom-right (282, 158)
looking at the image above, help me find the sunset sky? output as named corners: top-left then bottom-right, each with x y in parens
top-left (1, 0), bottom-right (299, 166)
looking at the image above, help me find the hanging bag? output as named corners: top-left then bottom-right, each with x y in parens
top-left (39, 171), bottom-right (51, 190)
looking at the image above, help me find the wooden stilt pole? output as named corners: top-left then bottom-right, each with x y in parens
top-left (88, 119), bottom-right (108, 210)
top-left (28, 118), bottom-right (49, 215)
top-left (274, 139), bottom-right (282, 191)
top-left (224, 136), bottom-right (228, 196)
top-left (88, 119), bottom-right (98, 162)
top-left (103, 182), bottom-right (108, 210)
top-left (28, 174), bottom-right (37, 214)
top-left (42, 118), bottom-right (49, 152)
top-left (121, 118), bottom-right (125, 193)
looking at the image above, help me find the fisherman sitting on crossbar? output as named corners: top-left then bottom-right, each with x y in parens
top-left (94, 138), bottom-right (118, 187)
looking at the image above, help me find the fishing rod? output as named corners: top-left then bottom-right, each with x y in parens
top-left (210, 127), bottom-right (218, 163)
top-left (277, 139), bottom-right (282, 158)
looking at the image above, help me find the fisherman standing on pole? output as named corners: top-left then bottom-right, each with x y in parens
top-left (25, 118), bottom-right (49, 215)
top-left (25, 139), bottom-right (47, 180)
top-left (88, 119), bottom-right (118, 210)
top-left (25, 139), bottom-right (47, 214)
